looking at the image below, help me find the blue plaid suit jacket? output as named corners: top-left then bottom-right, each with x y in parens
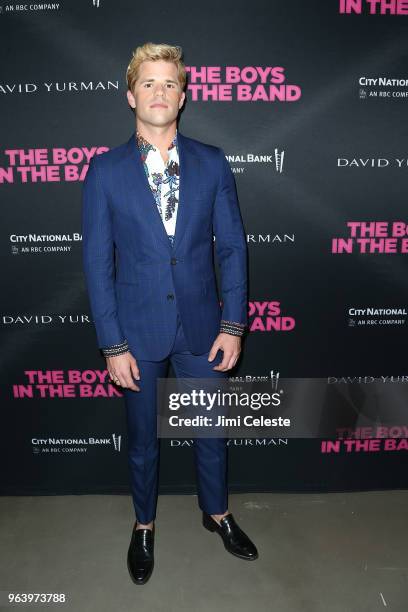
top-left (81, 130), bottom-right (248, 361)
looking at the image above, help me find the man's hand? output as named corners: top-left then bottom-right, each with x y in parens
top-left (208, 333), bottom-right (241, 371)
top-left (107, 351), bottom-right (140, 391)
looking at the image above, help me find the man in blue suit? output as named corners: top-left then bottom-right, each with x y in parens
top-left (82, 42), bottom-right (258, 584)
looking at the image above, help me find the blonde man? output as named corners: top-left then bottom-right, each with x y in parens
top-left (82, 42), bottom-right (258, 585)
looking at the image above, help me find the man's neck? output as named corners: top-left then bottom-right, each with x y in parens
top-left (136, 122), bottom-right (177, 151)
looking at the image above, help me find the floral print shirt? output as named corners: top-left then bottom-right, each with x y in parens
top-left (136, 129), bottom-right (179, 247)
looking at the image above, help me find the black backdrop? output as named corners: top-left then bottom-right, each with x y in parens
top-left (1, 0), bottom-right (408, 497)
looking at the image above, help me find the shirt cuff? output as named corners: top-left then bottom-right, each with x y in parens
top-left (219, 320), bottom-right (247, 337)
top-left (101, 339), bottom-right (129, 357)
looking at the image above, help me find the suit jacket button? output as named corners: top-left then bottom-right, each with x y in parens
top-left (167, 293), bottom-right (174, 300)
top-left (170, 257), bottom-right (177, 265)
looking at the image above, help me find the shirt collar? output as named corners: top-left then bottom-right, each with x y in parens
top-left (136, 129), bottom-right (178, 155)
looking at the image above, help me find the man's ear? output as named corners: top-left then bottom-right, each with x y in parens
top-left (179, 91), bottom-right (186, 109)
top-left (126, 89), bottom-right (136, 109)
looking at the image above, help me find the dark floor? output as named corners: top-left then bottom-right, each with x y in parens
top-left (0, 491), bottom-right (407, 611)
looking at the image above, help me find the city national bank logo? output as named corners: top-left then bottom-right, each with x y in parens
top-left (347, 306), bottom-right (406, 327)
top-left (230, 369), bottom-right (281, 387)
top-left (249, 301), bottom-right (295, 332)
top-left (227, 149), bottom-right (284, 174)
top-left (11, 232), bottom-right (82, 255)
top-left (339, 0), bottom-right (408, 14)
top-left (32, 433), bottom-right (122, 455)
top-left (331, 221), bottom-right (408, 254)
top-left (358, 76), bottom-right (408, 100)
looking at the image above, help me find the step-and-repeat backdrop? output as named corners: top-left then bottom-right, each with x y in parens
top-left (1, 0), bottom-right (408, 497)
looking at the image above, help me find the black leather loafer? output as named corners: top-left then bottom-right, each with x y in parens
top-left (202, 511), bottom-right (258, 560)
top-left (127, 523), bottom-right (155, 584)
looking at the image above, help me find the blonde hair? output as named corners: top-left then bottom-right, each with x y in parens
top-left (126, 42), bottom-right (187, 93)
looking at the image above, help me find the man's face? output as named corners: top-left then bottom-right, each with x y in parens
top-left (127, 60), bottom-right (185, 128)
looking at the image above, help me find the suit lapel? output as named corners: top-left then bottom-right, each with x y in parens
top-left (122, 130), bottom-right (201, 253)
top-left (173, 131), bottom-right (200, 253)
top-left (123, 132), bottom-right (172, 251)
